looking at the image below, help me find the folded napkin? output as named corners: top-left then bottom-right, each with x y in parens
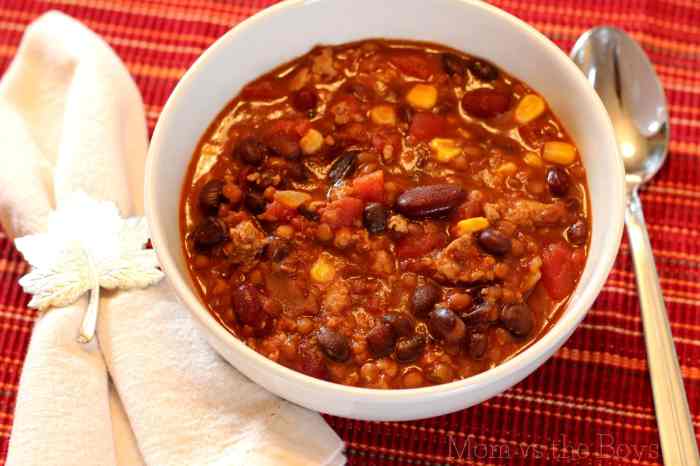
top-left (1, 11), bottom-right (345, 466)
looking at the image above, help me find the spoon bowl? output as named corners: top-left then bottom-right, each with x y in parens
top-left (571, 26), bottom-right (670, 188)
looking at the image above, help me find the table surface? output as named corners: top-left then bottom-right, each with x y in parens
top-left (0, 0), bottom-right (698, 464)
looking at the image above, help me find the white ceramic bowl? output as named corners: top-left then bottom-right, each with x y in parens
top-left (145, 0), bottom-right (625, 421)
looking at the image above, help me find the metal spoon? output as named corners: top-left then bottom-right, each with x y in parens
top-left (571, 27), bottom-right (700, 464)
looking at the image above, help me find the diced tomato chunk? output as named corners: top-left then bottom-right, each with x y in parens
top-left (395, 231), bottom-right (447, 259)
top-left (261, 201), bottom-right (297, 222)
top-left (409, 113), bottom-right (447, 141)
top-left (541, 242), bottom-right (581, 300)
top-left (352, 170), bottom-right (385, 203)
top-left (389, 54), bottom-right (432, 80)
top-left (321, 197), bottom-right (364, 227)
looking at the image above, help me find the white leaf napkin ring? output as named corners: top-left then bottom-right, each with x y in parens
top-left (15, 192), bottom-right (164, 343)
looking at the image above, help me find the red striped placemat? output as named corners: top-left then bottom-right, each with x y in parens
top-left (0, 1), bottom-right (698, 464)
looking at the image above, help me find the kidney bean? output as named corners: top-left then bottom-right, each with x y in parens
top-left (191, 217), bottom-right (228, 251)
top-left (291, 87), bottom-right (318, 113)
top-left (233, 284), bottom-right (273, 335)
top-left (396, 184), bottom-right (466, 218)
top-left (244, 191), bottom-right (267, 214)
top-left (363, 202), bottom-right (388, 234)
top-left (198, 179), bottom-right (225, 214)
top-left (383, 312), bottom-right (414, 338)
top-left (411, 282), bottom-right (442, 316)
top-left (366, 323), bottom-right (396, 358)
top-left (545, 167), bottom-right (570, 197)
top-left (461, 88), bottom-right (512, 119)
top-left (429, 307), bottom-right (467, 344)
top-left (235, 137), bottom-right (268, 166)
top-left (264, 237), bottom-right (290, 262)
top-left (476, 228), bottom-right (512, 256)
top-left (328, 151), bottom-right (358, 183)
top-left (468, 59), bottom-right (499, 81)
top-left (317, 326), bottom-right (351, 362)
top-left (567, 220), bottom-right (588, 246)
top-left (467, 330), bottom-right (488, 359)
top-left (395, 334), bottom-right (426, 363)
top-left (500, 303), bottom-right (534, 337)
top-left (441, 53), bottom-right (467, 76)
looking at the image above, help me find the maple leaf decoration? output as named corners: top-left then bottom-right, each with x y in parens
top-left (14, 192), bottom-right (164, 340)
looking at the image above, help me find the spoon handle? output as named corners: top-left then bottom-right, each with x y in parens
top-left (626, 189), bottom-right (700, 465)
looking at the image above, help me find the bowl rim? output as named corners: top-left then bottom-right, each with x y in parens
top-left (145, 0), bottom-right (626, 401)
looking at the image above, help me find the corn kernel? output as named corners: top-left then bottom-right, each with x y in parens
top-left (456, 217), bottom-right (490, 235)
top-left (300, 129), bottom-right (324, 155)
top-left (515, 94), bottom-right (546, 125)
top-left (406, 84), bottom-right (438, 110)
top-left (497, 162), bottom-right (518, 175)
top-left (310, 253), bottom-right (336, 283)
top-left (430, 138), bottom-right (462, 162)
top-left (523, 152), bottom-right (543, 167)
top-left (542, 141), bottom-right (576, 165)
top-left (274, 190), bottom-right (312, 208)
top-left (370, 104), bottom-right (397, 125)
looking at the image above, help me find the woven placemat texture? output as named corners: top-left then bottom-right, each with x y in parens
top-left (0, 1), bottom-right (698, 464)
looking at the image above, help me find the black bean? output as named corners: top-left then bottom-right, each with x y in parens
top-left (244, 191), bottom-right (267, 215)
top-left (500, 303), bottom-right (534, 337)
top-left (233, 284), bottom-right (273, 336)
top-left (191, 217), bottom-right (228, 251)
top-left (317, 327), bottom-right (351, 362)
top-left (545, 167), bottom-right (570, 197)
top-left (235, 138), bottom-right (268, 166)
top-left (264, 237), bottom-right (290, 262)
top-left (363, 202), bottom-right (388, 234)
top-left (441, 53), bottom-right (467, 76)
top-left (429, 307), bottom-right (467, 344)
top-left (198, 179), bottom-right (225, 214)
top-left (468, 59), bottom-right (499, 81)
top-left (366, 323), bottom-right (396, 358)
top-left (476, 228), bottom-right (512, 256)
top-left (327, 151), bottom-right (358, 183)
top-left (382, 312), bottom-right (414, 338)
top-left (467, 331), bottom-right (487, 359)
top-left (291, 87), bottom-right (318, 113)
top-left (567, 220), bottom-right (588, 245)
top-left (411, 282), bottom-right (441, 316)
top-left (395, 335), bottom-right (426, 363)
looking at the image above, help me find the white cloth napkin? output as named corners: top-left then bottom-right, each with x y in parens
top-left (0, 11), bottom-right (345, 466)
